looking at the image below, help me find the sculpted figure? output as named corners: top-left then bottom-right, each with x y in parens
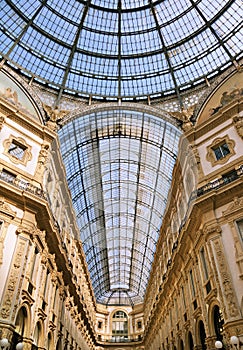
top-left (170, 105), bottom-right (195, 131)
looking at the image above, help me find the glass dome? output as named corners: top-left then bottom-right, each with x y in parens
top-left (0, 0), bottom-right (242, 101)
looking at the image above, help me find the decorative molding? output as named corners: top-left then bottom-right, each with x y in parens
top-left (0, 114), bottom-right (5, 130)
top-left (37, 307), bottom-right (47, 320)
top-left (60, 102), bottom-right (179, 128)
top-left (193, 64), bottom-right (241, 120)
top-left (206, 135), bottom-right (235, 166)
top-left (37, 144), bottom-right (50, 166)
top-left (0, 239), bottom-right (26, 320)
top-left (203, 223), bottom-right (222, 237)
top-left (213, 238), bottom-right (239, 318)
top-left (223, 196), bottom-right (243, 216)
top-left (233, 114), bottom-right (243, 138)
top-left (22, 289), bottom-right (35, 306)
top-left (0, 196), bottom-right (16, 218)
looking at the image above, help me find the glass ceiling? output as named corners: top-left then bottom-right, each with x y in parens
top-left (59, 109), bottom-right (181, 305)
top-left (0, 0), bottom-right (242, 101)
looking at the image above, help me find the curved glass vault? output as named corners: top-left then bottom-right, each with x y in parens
top-left (59, 109), bottom-right (181, 305)
top-left (0, 0), bottom-right (242, 101)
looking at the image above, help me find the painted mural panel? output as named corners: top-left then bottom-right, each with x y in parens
top-left (0, 72), bottom-right (39, 120)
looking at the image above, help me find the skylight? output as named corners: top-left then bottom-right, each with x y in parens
top-left (58, 109), bottom-right (181, 305)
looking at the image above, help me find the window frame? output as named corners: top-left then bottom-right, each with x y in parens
top-left (235, 218), bottom-right (243, 248)
top-left (3, 135), bottom-right (32, 165)
top-left (206, 135), bottom-right (235, 166)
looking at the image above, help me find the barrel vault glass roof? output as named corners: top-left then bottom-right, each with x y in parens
top-left (0, 0), bottom-right (242, 101)
top-left (59, 109), bottom-right (181, 305)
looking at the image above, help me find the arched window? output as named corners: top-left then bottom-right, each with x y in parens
top-left (188, 332), bottom-right (194, 350)
top-left (15, 307), bottom-right (27, 337)
top-left (199, 320), bottom-right (207, 350)
top-left (112, 311), bottom-right (128, 341)
top-left (56, 338), bottom-right (62, 350)
top-left (179, 339), bottom-right (184, 350)
top-left (213, 306), bottom-right (224, 342)
top-left (33, 322), bottom-right (42, 347)
top-left (47, 332), bottom-right (53, 350)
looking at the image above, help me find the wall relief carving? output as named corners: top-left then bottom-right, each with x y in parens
top-left (213, 238), bottom-right (239, 318)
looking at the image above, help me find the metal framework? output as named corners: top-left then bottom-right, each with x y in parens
top-left (0, 0), bottom-right (242, 306)
top-left (0, 0), bottom-right (242, 102)
top-left (59, 109), bottom-right (181, 305)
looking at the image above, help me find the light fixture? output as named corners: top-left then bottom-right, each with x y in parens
top-left (0, 339), bottom-right (9, 350)
top-left (15, 343), bottom-right (24, 350)
top-left (215, 340), bottom-right (223, 349)
top-left (0, 340), bottom-right (23, 350)
top-left (230, 336), bottom-right (243, 350)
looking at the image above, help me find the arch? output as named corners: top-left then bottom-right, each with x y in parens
top-left (61, 103), bottom-right (177, 128)
top-left (15, 304), bottom-right (31, 338)
top-left (197, 320), bottom-right (207, 350)
top-left (194, 69), bottom-right (243, 125)
top-left (33, 321), bottom-right (44, 348)
top-left (56, 338), bottom-right (62, 350)
top-left (112, 310), bottom-right (128, 319)
top-left (212, 305), bottom-right (224, 342)
top-left (186, 331), bottom-right (194, 350)
top-left (178, 338), bottom-right (184, 350)
top-left (47, 332), bottom-right (54, 350)
top-left (0, 67), bottom-right (46, 124)
top-left (110, 309), bottom-right (129, 342)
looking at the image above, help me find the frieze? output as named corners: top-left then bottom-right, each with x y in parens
top-left (223, 196), bottom-right (243, 216)
top-left (203, 223), bottom-right (222, 237)
top-left (16, 224), bottom-right (45, 241)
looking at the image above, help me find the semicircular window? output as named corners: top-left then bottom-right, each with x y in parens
top-left (58, 109), bottom-right (181, 306)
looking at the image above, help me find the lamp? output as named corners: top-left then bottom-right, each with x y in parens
top-left (215, 341), bottom-right (223, 349)
top-left (15, 343), bottom-right (24, 350)
top-left (0, 339), bottom-right (9, 350)
top-left (0, 339), bottom-right (23, 350)
top-left (230, 336), bottom-right (243, 350)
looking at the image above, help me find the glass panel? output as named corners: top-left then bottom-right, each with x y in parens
top-left (59, 109), bottom-right (181, 305)
top-left (0, 0), bottom-right (241, 99)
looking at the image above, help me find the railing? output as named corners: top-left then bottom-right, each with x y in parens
top-left (98, 335), bottom-right (143, 343)
top-left (0, 171), bottom-right (47, 200)
top-left (179, 165), bottom-right (243, 234)
top-left (192, 165), bottom-right (243, 200)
